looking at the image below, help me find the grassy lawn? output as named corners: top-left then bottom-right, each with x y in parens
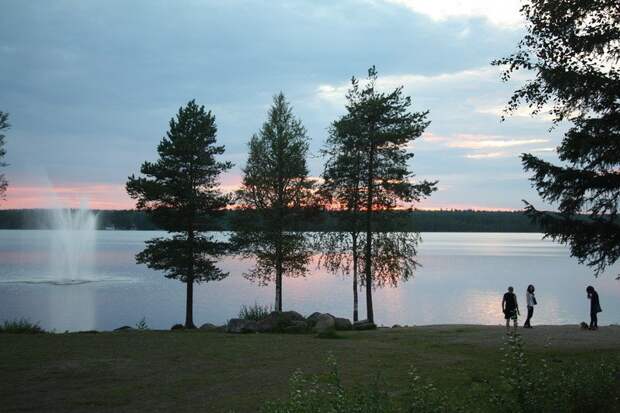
top-left (1, 325), bottom-right (619, 412)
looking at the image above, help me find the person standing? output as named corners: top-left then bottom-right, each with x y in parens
top-left (586, 286), bottom-right (602, 330)
top-left (502, 286), bottom-right (520, 333)
top-left (524, 284), bottom-right (537, 328)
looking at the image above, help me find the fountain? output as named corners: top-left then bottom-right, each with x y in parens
top-left (48, 207), bottom-right (98, 284)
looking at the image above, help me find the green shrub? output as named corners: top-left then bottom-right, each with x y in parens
top-left (135, 317), bottom-right (149, 330)
top-left (262, 336), bottom-right (619, 413)
top-left (0, 318), bottom-right (45, 334)
top-left (488, 332), bottom-right (620, 413)
top-left (261, 353), bottom-right (392, 413)
top-left (239, 302), bottom-right (272, 321)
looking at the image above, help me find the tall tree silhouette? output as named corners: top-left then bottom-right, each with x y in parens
top-left (317, 107), bottom-right (366, 322)
top-left (494, 0), bottom-right (620, 278)
top-left (126, 100), bottom-right (232, 328)
top-left (334, 67), bottom-right (437, 323)
top-left (235, 93), bottom-right (314, 312)
top-left (0, 111), bottom-right (9, 201)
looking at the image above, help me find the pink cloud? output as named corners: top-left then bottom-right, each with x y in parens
top-left (1, 184), bottom-right (136, 210)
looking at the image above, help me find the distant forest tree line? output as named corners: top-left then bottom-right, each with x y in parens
top-left (0, 208), bottom-right (543, 232)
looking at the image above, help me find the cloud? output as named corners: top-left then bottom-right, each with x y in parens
top-left (528, 147), bottom-right (556, 153)
top-left (447, 135), bottom-right (548, 149)
top-left (475, 103), bottom-right (556, 121)
top-left (2, 184), bottom-right (135, 210)
top-left (464, 152), bottom-right (511, 159)
top-left (316, 66), bottom-right (499, 107)
top-left (382, 0), bottom-right (524, 28)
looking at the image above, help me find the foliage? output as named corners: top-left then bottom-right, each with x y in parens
top-left (261, 354), bottom-right (459, 412)
top-left (135, 317), bottom-right (149, 330)
top-left (262, 339), bottom-right (620, 413)
top-left (333, 66), bottom-right (437, 322)
top-left (0, 318), bottom-right (44, 334)
top-left (489, 333), bottom-right (620, 413)
top-left (314, 231), bottom-right (422, 288)
top-left (231, 230), bottom-right (311, 287)
top-left (0, 111), bottom-right (9, 200)
top-left (239, 302), bottom-right (272, 321)
top-left (234, 93), bottom-right (314, 311)
top-left (126, 100), bottom-right (232, 327)
top-left (494, 0), bottom-right (620, 278)
top-left (0, 209), bottom-right (544, 232)
top-left (261, 354), bottom-right (392, 413)
top-left (136, 235), bottom-right (228, 283)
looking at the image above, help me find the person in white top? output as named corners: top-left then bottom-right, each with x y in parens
top-left (524, 284), bottom-right (537, 328)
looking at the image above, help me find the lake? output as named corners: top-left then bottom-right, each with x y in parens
top-left (0, 230), bottom-right (618, 331)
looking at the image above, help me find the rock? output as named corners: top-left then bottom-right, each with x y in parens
top-left (226, 318), bottom-right (258, 333)
top-left (353, 320), bottom-right (377, 330)
top-left (257, 314), bottom-right (279, 333)
top-left (314, 314), bottom-right (336, 334)
top-left (306, 312), bottom-right (323, 328)
top-left (281, 311), bottom-right (305, 322)
top-left (171, 324), bottom-right (184, 331)
top-left (256, 311), bottom-right (306, 333)
top-left (334, 317), bottom-right (352, 331)
top-left (283, 320), bottom-right (308, 334)
top-left (199, 323), bottom-right (218, 331)
top-left (114, 326), bottom-right (134, 332)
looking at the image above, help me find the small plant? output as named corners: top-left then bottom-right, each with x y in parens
top-left (135, 317), bottom-right (149, 330)
top-left (488, 332), bottom-right (620, 413)
top-left (0, 318), bottom-right (45, 334)
top-left (239, 302), bottom-right (272, 321)
top-left (261, 353), bottom-right (392, 413)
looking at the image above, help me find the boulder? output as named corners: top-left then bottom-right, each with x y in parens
top-left (281, 311), bottom-right (305, 322)
top-left (314, 314), bottom-right (336, 334)
top-left (226, 318), bottom-right (258, 333)
top-left (114, 326), bottom-right (134, 332)
top-left (171, 324), bottom-right (184, 331)
top-left (353, 320), bottom-right (377, 331)
top-left (283, 320), bottom-right (308, 334)
top-left (257, 314), bottom-right (279, 333)
top-left (334, 317), bottom-right (352, 331)
top-left (199, 323), bottom-right (219, 331)
top-left (306, 312), bottom-right (323, 328)
top-left (256, 311), bottom-right (306, 333)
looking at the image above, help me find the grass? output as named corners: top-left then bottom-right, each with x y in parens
top-left (0, 325), bottom-right (619, 412)
top-left (0, 318), bottom-right (44, 334)
top-left (238, 302), bottom-right (272, 321)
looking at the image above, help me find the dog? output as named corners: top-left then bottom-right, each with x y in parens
top-left (580, 322), bottom-right (589, 330)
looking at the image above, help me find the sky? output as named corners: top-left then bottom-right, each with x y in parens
top-left (0, 0), bottom-right (566, 210)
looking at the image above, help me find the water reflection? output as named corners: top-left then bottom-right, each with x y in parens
top-left (0, 231), bottom-right (618, 331)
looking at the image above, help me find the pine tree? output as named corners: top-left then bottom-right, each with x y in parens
top-left (335, 67), bottom-right (437, 323)
top-left (0, 111), bottom-right (9, 201)
top-left (235, 93), bottom-right (314, 312)
top-left (126, 100), bottom-right (232, 328)
top-left (317, 105), bottom-right (366, 322)
top-left (494, 0), bottom-right (620, 277)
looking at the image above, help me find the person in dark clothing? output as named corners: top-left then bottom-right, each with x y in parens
top-left (586, 286), bottom-right (602, 330)
top-left (502, 286), bottom-right (520, 332)
top-left (524, 284), bottom-right (537, 328)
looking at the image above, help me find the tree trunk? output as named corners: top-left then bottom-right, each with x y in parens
top-left (352, 231), bottom-right (359, 322)
top-left (364, 142), bottom-right (375, 324)
top-left (185, 278), bottom-right (195, 328)
top-left (275, 231), bottom-right (283, 312)
top-left (186, 224), bottom-right (196, 329)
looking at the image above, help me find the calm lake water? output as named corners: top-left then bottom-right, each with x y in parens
top-left (0, 230), bottom-right (618, 331)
